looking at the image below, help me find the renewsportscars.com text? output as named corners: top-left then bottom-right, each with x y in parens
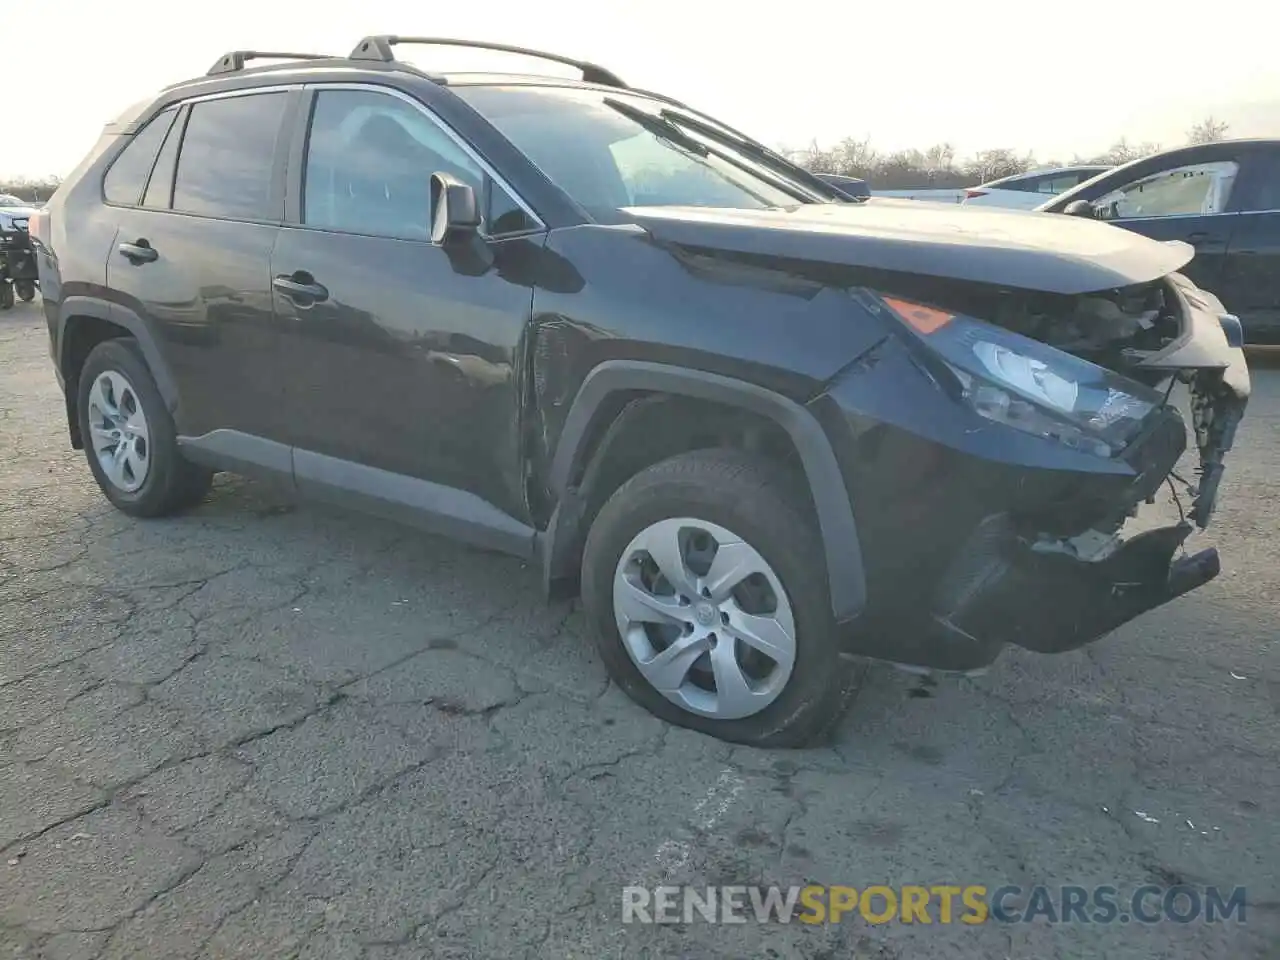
top-left (621, 884), bottom-right (1249, 925)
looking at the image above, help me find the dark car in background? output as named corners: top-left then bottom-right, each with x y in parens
top-left (1039, 140), bottom-right (1280, 343)
top-left (816, 172), bottom-right (871, 200)
top-left (31, 36), bottom-right (1251, 746)
top-left (0, 193), bottom-right (40, 308)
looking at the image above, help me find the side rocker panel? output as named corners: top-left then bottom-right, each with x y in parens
top-left (542, 360), bottom-right (867, 623)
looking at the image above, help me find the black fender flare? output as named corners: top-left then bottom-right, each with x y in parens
top-left (58, 297), bottom-right (180, 411)
top-left (540, 360), bottom-right (867, 624)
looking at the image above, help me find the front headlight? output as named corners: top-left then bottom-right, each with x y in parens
top-left (876, 294), bottom-right (1163, 457)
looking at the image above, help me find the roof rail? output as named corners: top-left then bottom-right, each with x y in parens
top-left (206, 50), bottom-right (333, 76)
top-left (348, 36), bottom-right (628, 88)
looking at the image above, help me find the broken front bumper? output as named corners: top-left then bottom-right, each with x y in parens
top-left (930, 513), bottom-right (1219, 660)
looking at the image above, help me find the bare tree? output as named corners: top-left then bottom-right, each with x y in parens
top-left (832, 136), bottom-right (879, 179)
top-left (1187, 116), bottom-right (1230, 144)
top-left (963, 148), bottom-right (1030, 184)
top-left (1085, 138), bottom-right (1163, 166)
top-left (922, 143), bottom-right (956, 180)
top-left (798, 138), bottom-right (840, 174)
top-left (0, 175), bottom-right (61, 201)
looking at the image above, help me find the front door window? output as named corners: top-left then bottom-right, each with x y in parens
top-left (1094, 160), bottom-right (1238, 220)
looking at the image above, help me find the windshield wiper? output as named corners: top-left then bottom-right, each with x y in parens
top-left (657, 110), bottom-right (846, 202)
top-left (604, 97), bottom-right (824, 206)
top-left (609, 99), bottom-right (807, 202)
top-left (603, 97), bottom-right (709, 157)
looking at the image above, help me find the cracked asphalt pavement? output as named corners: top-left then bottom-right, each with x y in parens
top-left (2, 299), bottom-right (1278, 959)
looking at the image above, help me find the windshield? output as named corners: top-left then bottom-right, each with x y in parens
top-left (0, 194), bottom-right (26, 206)
top-left (454, 85), bottom-right (825, 216)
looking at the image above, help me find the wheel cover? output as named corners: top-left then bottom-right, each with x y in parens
top-left (612, 517), bottom-right (797, 721)
top-left (87, 369), bottom-right (151, 493)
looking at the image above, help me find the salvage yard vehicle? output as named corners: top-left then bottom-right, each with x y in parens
top-left (32, 37), bottom-right (1251, 746)
top-left (961, 164), bottom-right (1111, 209)
top-left (0, 193), bottom-right (39, 308)
top-left (816, 172), bottom-right (871, 199)
top-left (1038, 139), bottom-right (1280, 343)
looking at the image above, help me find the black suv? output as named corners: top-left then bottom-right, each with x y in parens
top-left (35, 37), bottom-right (1250, 746)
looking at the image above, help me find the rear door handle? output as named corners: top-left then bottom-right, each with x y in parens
top-left (117, 240), bottom-right (158, 264)
top-left (272, 274), bottom-right (329, 303)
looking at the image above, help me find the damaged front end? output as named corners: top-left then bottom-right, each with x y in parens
top-left (834, 269), bottom-right (1249, 669)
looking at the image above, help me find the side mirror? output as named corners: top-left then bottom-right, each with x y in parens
top-left (1063, 199), bottom-right (1097, 219)
top-left (430, 173), bottom-right (481, 245)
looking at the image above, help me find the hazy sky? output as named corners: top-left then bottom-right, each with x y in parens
top-left (6, 0), bottom-right (1280, 178)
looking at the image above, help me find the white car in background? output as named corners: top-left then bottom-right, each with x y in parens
top-left (961, 164), bottom-right (1111, 209)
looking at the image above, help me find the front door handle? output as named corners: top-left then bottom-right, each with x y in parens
top-left (272, 273), bottom-right (329, 303)
top-left (118, 239), bottom-right (158, 264)
top-left (1185, 231), bottom-right (1216, 246)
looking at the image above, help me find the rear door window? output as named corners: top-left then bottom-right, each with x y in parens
top-left (102, 106), bottom-right (178, 205)
top-left (996, 174), bottom-right (1042, 193)
top-left (1035, 173), bottom-right (1092, 194)
top-left (172, 92), bottom-right (288, 220)
top-left (1230, 153), bottom-right (1280, 213)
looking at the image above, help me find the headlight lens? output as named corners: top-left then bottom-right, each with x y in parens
top-left (877, 294), bottom-right (1163, 457)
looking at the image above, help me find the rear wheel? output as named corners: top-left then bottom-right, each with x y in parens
top-left (14, 280), bottom-right (35, 302)
top-left (0, 282), bottom-right (13, 310)
top-left (581, 449), bottom-right (858, 748)
top-left (77, 338), bottom-right (212, 517)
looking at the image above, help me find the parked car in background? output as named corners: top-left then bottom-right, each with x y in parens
top-left (873, 187), bottom-right (966, 203)
top-left (0, 193), bottom-right (40, 307)
top-left (815, 172), bottom-right (870, 199)
top-left (962, 165), bottom-right (1111, 208)
top-left (814, 176), bottom-right (964, 203)
top-left (1038, 140), bottom-right (1280, 343)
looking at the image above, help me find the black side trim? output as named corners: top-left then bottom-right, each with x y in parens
top-left (58, 297), bottom-right (181, 412)
top-left (293, 449), bottom-right (537, 559)
top-left (178, 429), bottom-right (294, 482)
top-left (544, 360), bottom-right (867, 623)
top-left (177, 430), bottom-right (539, 559)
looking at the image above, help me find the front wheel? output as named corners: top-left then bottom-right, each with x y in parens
top-left (0, 282), bottom-right (13, 310)
top-left (581, 449), bottom-right (858, 748)
top-left (14, 280), bottom-right (35, 302)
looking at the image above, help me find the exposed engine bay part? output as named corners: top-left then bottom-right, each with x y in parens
top-left (1188, 369), bottom-right (1244, 528)
top-left (1031, 527), bottom-right (1124, 563)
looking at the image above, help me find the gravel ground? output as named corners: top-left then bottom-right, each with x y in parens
top-left (1, 298), bottom-right (1277, 959)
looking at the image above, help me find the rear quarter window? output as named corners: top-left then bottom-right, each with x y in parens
top-left (102, 106), bottom-right (178, 206)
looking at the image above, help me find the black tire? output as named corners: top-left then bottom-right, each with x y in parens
top-left (77, 338), bottom-right (213, 517)
top-left (15, 280), bottom-right (35, 302)
top-left (0, 282), bottom-right (13, 310)
top-left (581, 448), bottom-right (858, 748)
